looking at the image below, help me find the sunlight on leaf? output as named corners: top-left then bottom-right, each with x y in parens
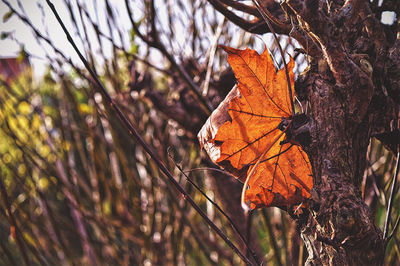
top-left (199, 46), bottom-right (313, 209)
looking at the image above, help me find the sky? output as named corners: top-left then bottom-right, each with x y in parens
top-left (1, 0), bottom-right (79, 76)
top-left (0, 0), bottom-right (134, 77)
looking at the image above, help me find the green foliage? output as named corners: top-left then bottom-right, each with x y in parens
top-left (0, 31), bottom-right (11, 40)
top-left (2, 9), bottom-right (13, 22)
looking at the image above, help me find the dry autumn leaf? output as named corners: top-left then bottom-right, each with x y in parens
top-left (198, 45), bottom-right (313, 210)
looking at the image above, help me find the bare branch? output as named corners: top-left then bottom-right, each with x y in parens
top-left (45, 1), bottom-right (255, 264)
top-left (383, 151), bottom-right (400, 240)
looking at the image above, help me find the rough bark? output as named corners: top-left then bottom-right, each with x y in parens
top-left (282, 0), bottom-right (398, 264)
top-left (207, 0), bottom-right (399, 264)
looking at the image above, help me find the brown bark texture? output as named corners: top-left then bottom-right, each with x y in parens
top-left (282, 0), bottom-right (399, 265)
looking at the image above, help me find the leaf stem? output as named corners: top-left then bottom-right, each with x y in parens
top-left (241, 122), bottom-right (291, 210)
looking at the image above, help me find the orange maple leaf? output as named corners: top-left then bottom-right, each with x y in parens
top-left (198, 46), bottom-right (313, 210)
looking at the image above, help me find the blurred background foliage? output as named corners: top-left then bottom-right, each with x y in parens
top-left (0, 0), bottom-right (398, 265)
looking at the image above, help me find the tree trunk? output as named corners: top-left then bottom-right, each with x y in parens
top-left (208, 0), bottom-right (399, 264)
top-left (283, 0), bottom-right (399, 264)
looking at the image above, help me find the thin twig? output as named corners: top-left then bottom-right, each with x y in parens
top-left (388, 214), bottom-right (400, 241)
top-left (251, 0), bottom-right (296, 116)
top-left (184, 167), bottom-right (241, 181)
top-left (298, 240), bottom-right (304, 266)
top-left (245, 211), bottom-right (253, 260)
top-left (208, 0), bottom-right (265, 34)
top-left (202, 17), bottom-right (225, 96)
top-left (384, 151), bottom-right (400, 239)
top-left (220, 0), bottom-right (259, 17)
top-left (124, 0), bottom-right (213, 114)
top-left (77, 5), bottom-right (168, 74)
top-left (262, 209), bottom-right (283, 266)
top-left (168, 150), bottom-right (261, 265)
top-left (45, 1), bottom-right (254, 265)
